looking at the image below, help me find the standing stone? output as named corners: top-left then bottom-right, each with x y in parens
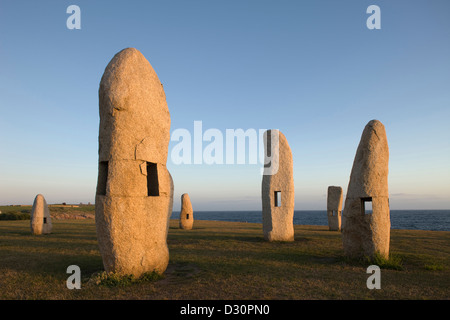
top-left (327, 186), bottom-right (343, 231)
top-left (30, 194), bottom-right (52, 235)
top-left (95, 48), bottom-right (174, 277)
top-left (261, 129), bottom-right (295, 241)
top-left (342, 120), bottom-right (390, 259)
top-left (179, 193), bottom-right (194, 230)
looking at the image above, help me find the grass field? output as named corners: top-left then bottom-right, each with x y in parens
top-left (0, 204), bottom-right (95, 220)
top-left (0, 213), bottom-right (449, 300)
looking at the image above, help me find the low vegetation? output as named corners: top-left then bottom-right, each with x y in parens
top-left (0, 212), bottom-right (31, 220)
top-left (0, 204), bottom-right (95, 220)
top-left (92, 271), bottom-right (164, 287)
top-left (0, 214), bottom-right (448, 300)
top-left (364, 252), bottom-right (404, 271)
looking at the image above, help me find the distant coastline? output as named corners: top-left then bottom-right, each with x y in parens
top-left (2, 205), bottom-right (449, 231)
top-left (170, 210), bottom-right (450, 232)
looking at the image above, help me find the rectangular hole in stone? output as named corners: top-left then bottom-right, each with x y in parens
top-left (361, 197), bottom-right (373, 214)
top-left (186, 214), bottom-right (189, 220)
top-left (147, 162), bottom-right (159, 197)
top-left (97, 161), bottom-right (108, 196)
top-left (43, 217), bottom-right (47, 224)
top-left (274, 191), bottom-right (281, 207)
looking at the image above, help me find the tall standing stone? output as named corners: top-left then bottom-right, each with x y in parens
top-left (327, 186), bottom-right (343, 231)
top-left (342, 120), bottom-right (390, 259)
top-left (179, 193), bottom-right (194, 230)
top-left (261, 129), bottom-right (295, 241)
top-left (30, 194), bottom-right (52, 235)
top-left (95, 48), bottom-right (174, 277)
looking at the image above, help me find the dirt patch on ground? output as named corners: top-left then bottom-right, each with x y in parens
top-left (51, 213), bottom-right (95, 220)
top-left (158, 263), bottom-right (202, 285)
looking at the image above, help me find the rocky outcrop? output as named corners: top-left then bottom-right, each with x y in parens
top-left (95, 48), bottom-right (173, 277)
top-left (30, 194), bottom-right (52, 235)
top-left (261, 129), bottom-right (295, 241)
top-left (179, 193), bottom-right (194, 230)
top-left (342, 120), bottom-right (390, 259)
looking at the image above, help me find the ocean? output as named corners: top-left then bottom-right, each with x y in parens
top-left (171, 210), bottom-right (450, 232)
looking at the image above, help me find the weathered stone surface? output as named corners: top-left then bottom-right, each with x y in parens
top-left (261, 130), bottom-right (295, 241)
top-left (30, 194), bottom-right (52, 235)
top-left (327, 186), bottom-right (343, 231)
top-left (342, 120), bottom-right (390, 259)
top-left (179, 193), bottom-right (194, 230)
top-left (95, 48), bottom-right (173, 277)
top-left (98, 48), bottom-right (170, 165)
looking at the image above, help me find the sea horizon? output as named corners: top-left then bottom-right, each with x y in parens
top-left (170, 209), bottom-right (450, 232)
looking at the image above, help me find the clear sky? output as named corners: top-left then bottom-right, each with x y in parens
top-left (0, 1), bottom-right (449, 210)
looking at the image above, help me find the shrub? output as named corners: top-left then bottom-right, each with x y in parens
top-left (424, 263), bottom-right (444, 271)
top-left (366, 252), bottom-right (404, 271)
top-left (0, 212), bottom-right (31, 220)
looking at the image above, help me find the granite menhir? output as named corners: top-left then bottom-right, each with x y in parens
top-left (30, 194), bottom-right (52, 235)
top-left (95, 48), bottom-right (174, 277)
top-left (179, 193), bottom-right (194, 230)
top-left (261, 129), bottom-right (295, 242)
top-left (327, 186), bottom-right (343, 231)
top-left (342, 120), bottom-right (390, 259)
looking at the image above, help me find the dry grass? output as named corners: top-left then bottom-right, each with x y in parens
top-left (0, 218), bottom-right (449, 300)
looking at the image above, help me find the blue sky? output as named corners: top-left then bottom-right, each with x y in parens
top-left (0, 1), bottom-right (449, 210)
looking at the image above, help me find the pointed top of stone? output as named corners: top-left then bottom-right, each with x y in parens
top-left (262, 129), bottom-right (293, 177)
top-left (98, 47), bottom-right (171, 164)
top-left (327, 186), bottom-right (343, 210)
top-left (99, 47), bottom-right (169, 113)
top-left (181, 193), bottom-right (193, 213)
top-left (346, 119), bottom-right (389, 198)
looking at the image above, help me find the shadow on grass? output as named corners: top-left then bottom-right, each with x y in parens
top-left (0, 248), bottom-right (104, 277)
top-left (0, 234), bottom-right (99, 253)
top-left (338, 252), bottom-right (404, 271)
top-left (168, 234), bottom-right (264, 243)
top-left (169, 230), bottom-right (313, 244)
top-left (169, 226), bottom-right (209, 230)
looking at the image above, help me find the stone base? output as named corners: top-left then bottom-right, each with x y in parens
top-left (95, 192), bottom-right (172, 277)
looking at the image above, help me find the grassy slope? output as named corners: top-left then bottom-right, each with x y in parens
top-left (0, 204), bottom-right (95, 220)
top-left (0, 218), bottom-right (449, 300)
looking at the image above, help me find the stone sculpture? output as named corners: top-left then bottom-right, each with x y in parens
top-left (95, 48), bottom-right (174, 277)
top-left (179, 193), bottom-right (194, 230)
top-left (327, 186), bottom-right (343, 231)
top-left (261, 129), bottom-right (295, 241)
top-left (342, 120), bottom-right (390, 259)
top-left (30, 194), bottom-right (52, 235)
